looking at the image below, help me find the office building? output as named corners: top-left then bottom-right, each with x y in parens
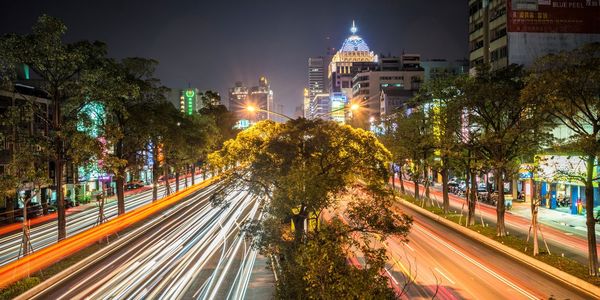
top-left (421, 59), bottom-right (469, 81)
top-left (308, 57), bottom-right (328, 99)
top-left (468, 0), bottom-right (600, 71)
top-left (328, 21), bottom-right (378, 100)
top-left (229, 77), bottom-right (274, 124)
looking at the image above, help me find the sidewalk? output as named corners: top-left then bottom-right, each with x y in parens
top-left (0, 172), bottom-right (202, 237)
top-left (510, 201), bottom-right (600, 237)
top-left (395, 178), bottom-right (600, 239)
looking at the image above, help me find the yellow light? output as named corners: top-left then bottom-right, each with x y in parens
top-left (247, 105), bottom-right (256, 112)
top-left (350, 103), bottom-right (360, 111)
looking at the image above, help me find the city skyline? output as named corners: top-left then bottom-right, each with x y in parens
top-left (0, 0), bottom-right (469, 116)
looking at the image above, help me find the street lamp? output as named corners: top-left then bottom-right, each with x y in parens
top-left (245, 105), bottom-right (293, 121)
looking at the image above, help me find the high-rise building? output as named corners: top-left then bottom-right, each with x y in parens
top-left (309, 93), bottom-right (331, 120)
top-left (166, 88), bottom-right (201, 115)
top-left (328, 21), bottom-right (378, 101)
top-left (351, 54), bottom-right (424, 123)
top-left (308, 57), bottom-right (327, 99)
top-left (229, 77), bottom-right (274, 125)
top-left (468, 0), bottom-right (600, 72)
top-left (303, 88), bottom-right (310, 118)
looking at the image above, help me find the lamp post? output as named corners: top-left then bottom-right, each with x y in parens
top-left (314, 102), bottom-right (366, 119)
top-left (246, 105), bottom-right (294, 121)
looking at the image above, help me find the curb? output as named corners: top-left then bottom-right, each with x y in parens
top-left (399, 198), bottom-right (600, 299)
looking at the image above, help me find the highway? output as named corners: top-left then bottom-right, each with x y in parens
top-left (0, 176), bottom-right (202, 267)
top-left (380, 202), bottom-right (594, 300)
top-left (398, 180), bottom-right (600, 265)
top-left (24, 181), bottom-right (264, 300)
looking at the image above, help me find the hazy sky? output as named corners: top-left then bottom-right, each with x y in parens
top-left (1, 0), bottom-right (468, 115)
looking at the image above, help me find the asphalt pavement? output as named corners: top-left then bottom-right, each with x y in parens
top-left (23, 181), bottom-right (268, 300)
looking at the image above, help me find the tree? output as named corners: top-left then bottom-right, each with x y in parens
top-left (415, 76), bottom-right (463, 213)
top-left (0, 97), bottom-right (51, 256)
top-left (381, 105), bottom-right (436, 202)
top-left (523, 42), bottom-right (600, 276)
top-left (462, 64), bottom-right (551, 236)
top-left (0, 15), bottom-right (106, 240)
top-left (210, 119), bottom-right (412, 296)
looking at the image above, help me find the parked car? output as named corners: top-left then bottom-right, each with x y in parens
top-left (125, 180), bottom-right (145, 190)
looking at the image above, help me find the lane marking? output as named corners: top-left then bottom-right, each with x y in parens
top-left (415, 225), bottom-right (539, 300)
top-left (434, 267), bottom-right (455, 285)
top-left (403, 242), bottom-right (415, 252)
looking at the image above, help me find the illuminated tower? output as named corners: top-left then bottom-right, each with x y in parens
top-left (328, 21), bottom-right (378, 100)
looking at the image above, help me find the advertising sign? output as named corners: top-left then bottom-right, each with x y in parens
top-left (508, 0), bottom-right (600, 33)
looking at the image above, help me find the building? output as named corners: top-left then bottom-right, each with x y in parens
top-left (351, 54), bottom-right (424, 123)
top-left (309, 93), bottom-right (331, 120)
top-left (228, 81), bottom-right (249, 117)
top-left (328, 21), bottom-right (378, 100)
top-left (468, 0), bottom-right (600, 71)
top-left (380, 88), bottom-right (416, 117)
top-left (229, 77), bottom-right (274, 126)
top-left (166, 88), bottom-right (201, 115)
top-left (303, 88), bottom-right (310, 118)
top-left (421, 59), bottom-right (469, 82)
top-left (308, 57), bottom-right (328, 99)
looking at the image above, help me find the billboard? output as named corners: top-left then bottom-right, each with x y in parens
top-left (507, 0), bottom-right (600, 66)
top-left (508, 0), bottom-right (600, 33)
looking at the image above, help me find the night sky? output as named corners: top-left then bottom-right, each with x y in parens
top-left (1, 0), bottom-right (468, 115)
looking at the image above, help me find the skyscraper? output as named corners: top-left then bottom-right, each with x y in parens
top-left (229, 77), bottom-right (274, 126)
top-left (308, 57), bottom-right (327, 99)
top-left (328, 21), bottom-right (378, 100)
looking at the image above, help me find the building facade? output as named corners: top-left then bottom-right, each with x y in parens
top-left (421, 59), bottom-right (469, 82)
top-left (229, 77), bottom-right (274, 127)
top-left (469, 0), bottom-right (600, 71)
top-left (308, 57), bottom-right (328, 99)
top-left (328, 21), bottom-right (378, 101)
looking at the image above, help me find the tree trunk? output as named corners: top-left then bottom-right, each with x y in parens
top-left (496, 168), bottom-right (507, 236)
top-left (191, 164), bottom-right (196, 185)
top-left (165, 166), bottom-right (171, 196)
top-left (424, 165), bottom-right (430, 199)
top-left (413, 179), bottom-right (419, 200)
top-left (5, 195), bottom-right (15, 224)
top-left (398, 165), bottom-right (405, 194)
top-left (152, 142), bottom-right (159, 201)
top-left (175, 171), bottom-right (180, 192)
top-left (41, 188), bottom-right (48, 215)
top-left (531, 180), bottom-right (540, 256)
top-left (54, 92), bottom-right (66, 241)
top-left (56, 157), bottom-right (65, 241)
top-left (441, 162), bottom-right (449, 214)
top-left (115, 140), bottom-right (125, 215)
top-left (468, 170), bottom-right (477, 226)
top-left (585, 155), bottom-right (599, 276)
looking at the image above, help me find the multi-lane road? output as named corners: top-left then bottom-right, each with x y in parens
top-left (0, 176), bottom-right (202, 266)
top-left (398, 180), bottom-right (600, 265)
top-left (381, 203), bottom-right (594, 299)
top-left (21, 181), bottom-right (266, 300)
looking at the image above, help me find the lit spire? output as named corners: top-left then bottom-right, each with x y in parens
top-left (350, 20), bottom-right (357, 34)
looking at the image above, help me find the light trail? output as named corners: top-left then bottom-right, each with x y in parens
top-left (0, 175), bottom-right (218, 288)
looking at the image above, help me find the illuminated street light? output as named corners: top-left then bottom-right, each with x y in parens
top-left (350, 103), bottom-right (360, 111)
top-left (246, 105), bottom-right (256, 113)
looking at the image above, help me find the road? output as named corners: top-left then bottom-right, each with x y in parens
top-left (25, 181), bottom-right (267, 300)
top-left (397, 180), bottom-right (600, 265)
top-left (380, 203), bottom-right (594, 300)
top-left (0, 176), bottom-right (203, 267)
